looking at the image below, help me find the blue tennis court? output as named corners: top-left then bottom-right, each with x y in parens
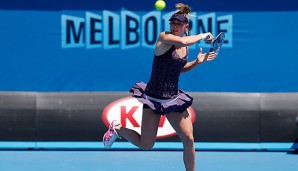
top-left (0, 149), bottom-right (297, 171)
top-left (0, 141), bottom-right (297, 171)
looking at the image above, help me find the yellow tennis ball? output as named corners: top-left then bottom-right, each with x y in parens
top-left (155, 0), bottom-right (166, 11)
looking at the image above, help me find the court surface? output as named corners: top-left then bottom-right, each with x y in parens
top-left (0, 149), bottom-right (297, 171)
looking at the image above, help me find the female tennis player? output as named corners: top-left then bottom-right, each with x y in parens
top-left (103, 3), bottom-right (216, 171)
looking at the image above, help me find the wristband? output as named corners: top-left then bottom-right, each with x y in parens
top-left (199, 33), bottom-right (207, 39)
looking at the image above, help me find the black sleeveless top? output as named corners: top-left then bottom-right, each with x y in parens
top-left (145, 45), bottom-right (188, 99)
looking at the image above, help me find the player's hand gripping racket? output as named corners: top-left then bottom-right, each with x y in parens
top-left (209, 32), bottom-right (225, 53)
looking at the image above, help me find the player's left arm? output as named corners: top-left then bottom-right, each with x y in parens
top-left (181, 48), bottom-right (217, 73)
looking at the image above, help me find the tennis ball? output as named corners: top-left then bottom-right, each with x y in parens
top-left (155, 0), bottom-right (166, 11)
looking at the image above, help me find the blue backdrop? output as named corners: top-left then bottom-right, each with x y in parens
top-left (0, 0), bottom-right (297, 92)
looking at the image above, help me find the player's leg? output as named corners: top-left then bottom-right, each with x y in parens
top-left (166, 110), bottom-right (195, 171)
top-left (116, 108), bottom-right (161, 150)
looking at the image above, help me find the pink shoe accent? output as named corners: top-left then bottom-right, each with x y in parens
top-left (103, 120), bottom-right (120, 149)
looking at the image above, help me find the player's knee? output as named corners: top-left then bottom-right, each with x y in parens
top-left (182, 135), bottom-right (195, 145)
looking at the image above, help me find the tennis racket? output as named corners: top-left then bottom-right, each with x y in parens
top-left (209, 32), bottom-right (225, 53)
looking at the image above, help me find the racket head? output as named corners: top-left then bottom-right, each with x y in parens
top-left (210, 32), bottom-right (225, 53)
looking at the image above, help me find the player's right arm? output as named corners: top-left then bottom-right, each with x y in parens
top-left (159, 31), bottom-right (213, 47)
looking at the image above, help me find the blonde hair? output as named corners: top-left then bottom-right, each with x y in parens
top-left (175, 3), bottom-right (191, 16)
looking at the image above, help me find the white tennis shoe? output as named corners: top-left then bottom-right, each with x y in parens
top-left (103, 120), bottom-right (121, 149)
